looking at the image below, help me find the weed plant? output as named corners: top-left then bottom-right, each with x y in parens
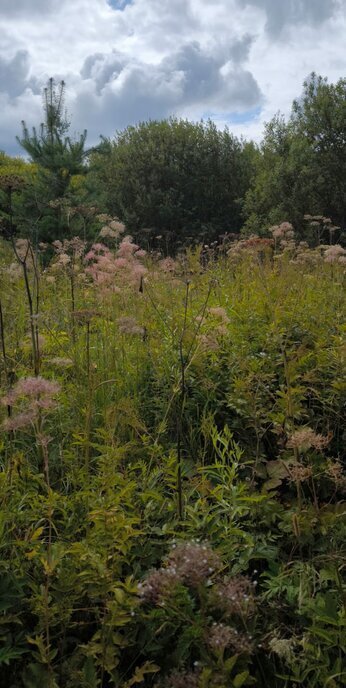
top-left (0, 225), bottom-right (345, 687)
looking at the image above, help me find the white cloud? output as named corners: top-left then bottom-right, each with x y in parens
top-left (0, 0), bottom-right (345, 153)
top-left (236, 0), bottom-right (341, 36)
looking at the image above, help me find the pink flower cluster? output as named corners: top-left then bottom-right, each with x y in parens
top-left (85, 236), bottom-right (147, 292)
top-left (269, 222), bottom-right (295, 241)
top-left (212, 575), bottom-right (255, 616)
top-left (1, 377), bottom-right (60, 431)
top-left (323, 245), bottom-right (346, 264)
top-left (138, 541), bottom-right (221, 603)
top-left (227, 236), bottom-right (274, 263)
top-left (51, 237), bottom-right (87, 273)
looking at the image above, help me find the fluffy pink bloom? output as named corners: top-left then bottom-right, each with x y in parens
top-left (113, 257), bottom-right (128, 269)
top-left (159, 257), bottom-right (176, 272)
top-left (1, 377), bottom-right (60, 432)
top-left (131, 263), bottom-right (147, 279)
top-left (2, 377), bottom-right (60, 409)
top-left (1, 410), bottom-right (36, 432)
top-left (92, 242), bottom-right (108, 252)
top-left (324, 245), bottom-right (346, 264)
top-left (84, 234), bottom-right (147, 293)
top-left (117, 238), bottom-right (139, 257)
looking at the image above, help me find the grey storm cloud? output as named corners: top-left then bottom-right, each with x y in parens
top-left (0, 0), bottom-right (61, 17)
top-left (0, 0), bottom-right (344, 154)
top-left (237, 0), bottom-right (341, 35)
top-left (81, 52), bottom-right (128, 94)
top-left (230, 34), bottom-right (255, 64)
top-left (77, 40), bottom-right (262, 138)
top-left (0, 50), bottom-right (31, 97)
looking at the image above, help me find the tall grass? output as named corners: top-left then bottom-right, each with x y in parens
top-left (0, 232), bottom-right (345, 687)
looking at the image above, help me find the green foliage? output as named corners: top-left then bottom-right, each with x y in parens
top-left (243, 74), bottom-right (346, 242)
top-left (17, 78), bottom-right (87, 197)
top-left (10, 78), bottom-right (92, 243)
top-left (90, 119), bottom-right (258, 251)
top-left (0, 233), bottom-right (345, 686)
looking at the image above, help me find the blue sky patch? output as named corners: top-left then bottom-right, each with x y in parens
top-left (108, 0), bottom-right (132, 9)
top-left (202, 107), bottom-right (262, 125)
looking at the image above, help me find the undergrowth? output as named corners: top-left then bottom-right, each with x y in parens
top-left (0, 225), bottom-right (345, 687)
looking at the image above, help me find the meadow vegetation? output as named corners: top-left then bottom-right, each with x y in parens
top-left (0, 72), bottom-right (345, 687)
top-left (0, 225), bottom-right (345, 687)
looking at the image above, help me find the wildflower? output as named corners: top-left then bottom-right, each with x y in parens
top-left (208, 623), bottom-right (253, 654)
top-left (1, 410), bottom-right (36, 432)
top-left (287, 464), bottom-right (313, 483)
top-left (1, 376), bottom-right (60, 431)
top-left (213, 576), bottom-right (255, 616)
top-left (324, 245), bottom-right (346, 264)
top-left (138, 568), bottom-right (179, 604)
top-left (2, 377), bottom-right (60, 408)
top-left (287, 427), bottom-right (330, 452)
top-left (268, 222), bottom-right (294, 241)
top-left (53, 237), bottom-right (86, 260)
top-left (159, 257), bottom-right (176, 272)
top-left (165, 540), bottom-right (221, 587)
top-left (56, 253), bottom-right (71, 267)
top-left (135, 249), bottom-right (147, 258)
top-left (117, 237), bottom-right (139, 257)
top-left (84, 237), bottom-right (147, 292)
top-left (99, 218), bottom-right (125, 240)
top-left (269, 636), bottom-right (297, 663)
top-left (99, 226), bottom-right (117, 239)
top-left (227, 236), bottom-right (274, 263)
top-left (326, 461), bottom-right (346, 489)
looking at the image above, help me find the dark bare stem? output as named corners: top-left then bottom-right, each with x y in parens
top-left (85, 320), bottom-right (91, 471)
top-left (22, 259), bottom-right (40, 376)
top-left (0, 299), bottom-right (11, 418)
top-left (177, 281), bottom-right (190, 521)
top-left (11, 237), bottom-right (40, 376)
top-left (29, 242), bottom-right (41, 372)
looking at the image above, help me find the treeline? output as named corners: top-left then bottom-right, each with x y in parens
top-left (0, 73), bottom-right (345, 250)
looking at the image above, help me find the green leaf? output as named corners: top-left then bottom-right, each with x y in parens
top-left (125, 661), bottom-right (160, 686)
top-left (233, 670), bottom-right (250, 687)
top-left (83, 657), bottom-right (99, 687)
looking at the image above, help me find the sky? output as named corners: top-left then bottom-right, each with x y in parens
top-left (0, 0), bottom-right (345, 155)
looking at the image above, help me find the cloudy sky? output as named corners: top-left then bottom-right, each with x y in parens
top-left (0, 0), bottom-right (345, 155)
